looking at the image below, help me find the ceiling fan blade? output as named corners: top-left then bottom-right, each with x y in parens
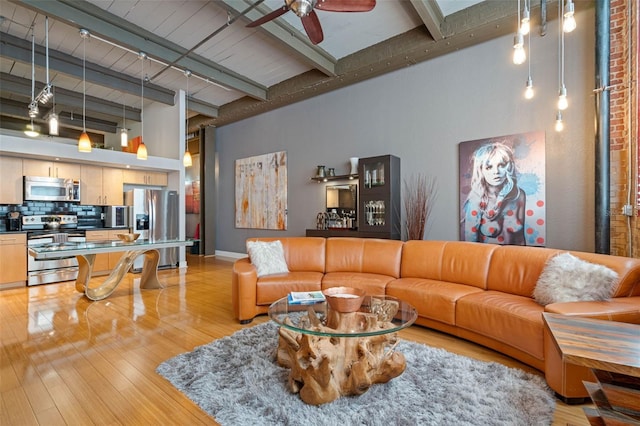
top-left (315, 0), bottom-right (376, 12)
top-left (246, 6), bottom-right (289, 28)
top-left (301, 11), bottom-right (324, 44)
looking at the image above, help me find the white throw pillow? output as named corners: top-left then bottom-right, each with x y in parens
top-left (533, 253), bottom-right (618, 306)
top-left (246, 240), bottom-right (289, 278)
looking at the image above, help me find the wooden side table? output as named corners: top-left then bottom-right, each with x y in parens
top-left (543, 313), bottom-right (640, 425)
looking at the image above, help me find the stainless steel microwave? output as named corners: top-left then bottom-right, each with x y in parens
top-left (23, 176), bottom-right (80, 202)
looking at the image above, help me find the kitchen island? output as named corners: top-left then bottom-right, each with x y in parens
top-left (29, 239), bottom-right (195, 300)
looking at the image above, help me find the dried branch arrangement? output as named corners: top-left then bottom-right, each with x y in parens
top-left (403, 173), bottom-right (438, 240)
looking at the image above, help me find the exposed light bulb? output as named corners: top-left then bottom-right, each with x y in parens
top-left (512, 33), bottom-right (526, 65)
top-left (520, 7), bottom-right (531, 35)
top-left (555, 111), bottom-right (564, 132)
top-left (557, 86), bottom-right (568, 110)
top-left (563, 0), bottom-right (576, 33)
top-left (48, 112), bottom-right (59, 136)
top-left (525, 77), bottom-right (534, 99)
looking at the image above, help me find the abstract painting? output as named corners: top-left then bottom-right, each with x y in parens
top-left (235, 151), bottom-right (287, 230)
top-left (459, 131), bottom-right (546, 246)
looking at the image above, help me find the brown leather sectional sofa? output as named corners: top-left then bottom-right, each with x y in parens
top-left (232, 237), bottom-right (640, 400)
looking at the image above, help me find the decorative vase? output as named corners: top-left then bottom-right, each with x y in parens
top-left (349, 157), bottom-right (359, 175)
top-left (327, 167), bottom-right (335, 177)
top-left (316, 165), bottom-right (326, 178)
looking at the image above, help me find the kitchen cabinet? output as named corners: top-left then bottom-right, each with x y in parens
top-left (0, 233), bottom-right (27, 288)
top-left (0, 156), bottom-right (23, 204)
top-left (123, 170), bottom-right (168, 186)
top-left (80, 166), bottom-right (124, 205)
top-left (23, 159), bottom-right (80, 179)
top-left (85, 230), bottom-right (129, 275)
top-left (358, 155), bottom-right (401, 240)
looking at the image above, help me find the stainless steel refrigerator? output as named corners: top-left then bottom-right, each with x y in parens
top-left (125, 189), bottom-right (179, 271)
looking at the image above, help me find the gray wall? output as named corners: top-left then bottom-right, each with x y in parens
top-left (216, 9), bottom-right (596, 255)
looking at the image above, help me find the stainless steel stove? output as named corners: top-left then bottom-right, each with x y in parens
top-left (23, 214), bottom-right (86, 286)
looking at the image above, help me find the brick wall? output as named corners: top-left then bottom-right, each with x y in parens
top-left (609, 0), bottom-right (639, 257)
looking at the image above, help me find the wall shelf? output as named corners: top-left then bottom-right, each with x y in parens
top-left (310, 174), bottom-right (358, 182)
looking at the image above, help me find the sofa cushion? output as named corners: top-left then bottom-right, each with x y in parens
top-left (246, 240), bottom-right (289, 277)
top-left (533, 253), bottom-right (618, 306)
top-left (256, 272), bottom-right (323, 305)
top-left (487, 245), bottom-right (560, 297)
top-left (456, 291), bottom-right (545, 360)
top-left (439, 241), bottom-right (498, 290)
top-left (387, 278), bottom-right (483, 325)
top-left (326, 238), bottom-right (403, 278)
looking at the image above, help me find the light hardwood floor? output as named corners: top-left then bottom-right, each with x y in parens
top-left (1, 255), bottom-right (592, 425)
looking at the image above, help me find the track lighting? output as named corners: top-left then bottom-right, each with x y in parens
top-left (563, 0), bottom-right (576, 33)
top-left (28, 101), bottom-right (39, 118)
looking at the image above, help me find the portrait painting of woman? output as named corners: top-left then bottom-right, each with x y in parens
top-left (459, 132), bottom-right (546, 246)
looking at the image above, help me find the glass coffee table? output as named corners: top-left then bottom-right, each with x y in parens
top-left (268, 294), bottom-right (417, 405)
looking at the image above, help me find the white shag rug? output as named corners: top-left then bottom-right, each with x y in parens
top-left (157, 322), bottom-right (555, 426)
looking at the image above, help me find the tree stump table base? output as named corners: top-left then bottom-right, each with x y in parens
top-left (275, 299), bottom-right (407, 405)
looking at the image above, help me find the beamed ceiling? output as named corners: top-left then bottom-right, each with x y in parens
top-left (0, 0), bottom-right (571, 137)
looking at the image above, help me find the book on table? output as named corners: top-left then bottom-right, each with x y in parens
top-left (288, 291), bottom-right (325, 304)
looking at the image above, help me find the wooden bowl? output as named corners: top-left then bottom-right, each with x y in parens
top-left (116, 233), bottom-right (140, 242)
top-left (322, 287), bottom-right (366, 313)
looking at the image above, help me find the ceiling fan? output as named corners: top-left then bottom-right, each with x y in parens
top-left (247, 0), bottom-right (376, 45)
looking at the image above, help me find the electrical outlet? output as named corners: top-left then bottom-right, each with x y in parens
top-left (622, 205), bottom-right (633, 216)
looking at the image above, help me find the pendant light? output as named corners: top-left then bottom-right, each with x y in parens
top-left (183, 70), bottom-right (193, 168)
top-left (523, 0), bottom-right (534, 100)
top-left (563, 0), bottom-right (576, 33)
top-left (43, 17), bottom-right (58, 136)
top-left (78, 29), bottom-right (92, 153)
top-left (137, 52), bottom-right (148, 160)
top-left (520, 1), bottom-right (530, 36)
top-left (557, 0), bottom-right (568, 111)
top-left (25, 26), bottom-right (40, 137)
top-left (120, 104), bottom-right (128, 147)
top-left (512, 0), bottom-right (526, 65)
top-left (48, 86), bottom-right (59, 136)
